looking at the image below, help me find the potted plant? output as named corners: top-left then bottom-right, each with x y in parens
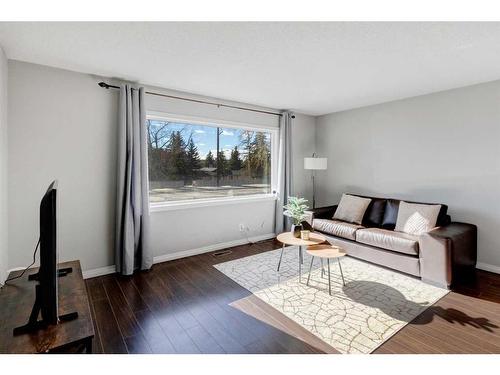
top-left (283, 196), bottom-right (310, 238)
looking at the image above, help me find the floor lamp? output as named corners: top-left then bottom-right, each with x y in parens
top-left (304, 154), bottom-right (328, 209)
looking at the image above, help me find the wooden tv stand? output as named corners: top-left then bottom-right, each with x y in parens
top-left (0, 260), bottom-right (94, 353)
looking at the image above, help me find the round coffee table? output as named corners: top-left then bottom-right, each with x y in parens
top-left (276, 232), bottom-right (326, 281)
top-left (306, 244), bottom-right (346, 295)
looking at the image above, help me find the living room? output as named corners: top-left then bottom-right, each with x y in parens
top-left (1, 1), bottom-right (499, 373)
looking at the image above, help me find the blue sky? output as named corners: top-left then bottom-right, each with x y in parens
top-left (149, 120), bottom-right (265, 159)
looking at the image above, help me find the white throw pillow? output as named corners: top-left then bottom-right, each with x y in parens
top-left (395, 201), bottom-right (441, 235)
top-left (333, 194), bottom-right (372, 225)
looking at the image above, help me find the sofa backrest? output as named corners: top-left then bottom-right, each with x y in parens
top-left (349, 193), bottom-right (449, 229)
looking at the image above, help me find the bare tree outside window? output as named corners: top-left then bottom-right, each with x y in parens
top-left (147, 119), bottom-right (272, 203)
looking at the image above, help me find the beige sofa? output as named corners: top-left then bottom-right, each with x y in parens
top-left (306, 194), bottom-right (477, 289)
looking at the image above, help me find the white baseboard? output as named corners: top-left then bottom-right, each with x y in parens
top-left (82, 265), bottom-right (116, 279)
top-left (152, 233), bottom-right (275, 264)
top-left (6, 266), bottom-right (27, 273)
top-left (476, 262), bottom-right (500, 274)
top-left (1, 267), bottom-right (26, 286)
top-left (82, 232), bottom-right (276, 279)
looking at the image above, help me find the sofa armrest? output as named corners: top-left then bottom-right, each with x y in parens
top-left (418, 222), bottom-right (477, 288)
top-left (304, 205), bottom-right (338, 226)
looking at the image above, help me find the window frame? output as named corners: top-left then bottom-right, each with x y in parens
top-left (146, 111), bottom-right (279, 212)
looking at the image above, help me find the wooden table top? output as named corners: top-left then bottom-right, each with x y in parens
top-left (0, 260), bottom-right (94, 353)
top-left (276, 231), bottom-right (326, 246)
top-left (306, 244), bottom-right (346, 259)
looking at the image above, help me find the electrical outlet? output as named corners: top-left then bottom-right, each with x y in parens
top-left (239, 223), bottom-right (245, 232)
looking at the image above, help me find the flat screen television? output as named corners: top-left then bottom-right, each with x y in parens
top-left (37, 180), bottom-right (59, 324)
top-left (13, 180), bottom-right (77, 335)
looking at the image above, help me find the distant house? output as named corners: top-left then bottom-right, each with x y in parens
top-left (196, 167), bottom-right (217, 176)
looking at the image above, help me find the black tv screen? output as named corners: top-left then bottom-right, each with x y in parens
top-left (39, 180), bottom-right (58, 324)
top-left (13, 180), bottom-right (78, 336)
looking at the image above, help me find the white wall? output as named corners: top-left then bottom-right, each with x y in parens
top-left (7, 60), bottom-right (316, 274)
top-left (144, 83), bottom-right (282, 259)
top-left (316, 80), bottom-right (500, 271)
top-left (291, 113), bottom-right (316, 204)
top-left (9, 59), bottom-right (499, 274)
top-left (0, 47), bottom-right (8, 283)
top-left (8, 61), bottom-right (118, 272)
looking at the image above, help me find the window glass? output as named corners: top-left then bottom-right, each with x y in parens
top-left (147, 119), bottom-right (272, 204)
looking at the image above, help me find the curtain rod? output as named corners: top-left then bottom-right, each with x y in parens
top-left (98, 82), bottom-right (288, 118)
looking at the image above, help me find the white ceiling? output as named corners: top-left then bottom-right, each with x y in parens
top-left (2, 22), bottom-right (500, 115)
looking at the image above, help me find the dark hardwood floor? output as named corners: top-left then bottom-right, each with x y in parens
top-left (86, 239), bottom-right (500, 354)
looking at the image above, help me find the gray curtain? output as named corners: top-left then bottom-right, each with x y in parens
top-left (115, 84), bottom-right (152, 275)
top-left (274, 111), bottom-right (293, 234)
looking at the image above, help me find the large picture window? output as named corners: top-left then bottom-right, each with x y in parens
top-left (147, 115), bottom-right (275, 205)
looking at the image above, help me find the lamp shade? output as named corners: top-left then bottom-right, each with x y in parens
top-left (304, 157), bottom-right (327, 170)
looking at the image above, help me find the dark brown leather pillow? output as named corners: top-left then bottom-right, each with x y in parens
top-left (362, 198), bottom-right (386, 227)
top-left (381, 199), bottom-right (400, 229)
top-left (436, 205), bottom-right (449, 226)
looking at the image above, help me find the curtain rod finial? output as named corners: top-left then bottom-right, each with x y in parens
top-left (98, 82), bottom-right (109, 89)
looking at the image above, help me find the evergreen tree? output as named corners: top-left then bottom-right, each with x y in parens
top-left (217, 150), bottom-right (229, 177)
top-left (205, 150), bottom-right (215, 168)
top-left (185, 137), bottom-right (201, 182)
top-left (229, 146), bottom-right (242, 171)
top-left (166, 131), bottom-right (187, 180)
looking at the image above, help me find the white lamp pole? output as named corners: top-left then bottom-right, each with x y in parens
top-left (304, 154), bottom-right (328, 209)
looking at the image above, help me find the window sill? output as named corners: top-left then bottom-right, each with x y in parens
top-left (150, 194), bottom-right (277, 213)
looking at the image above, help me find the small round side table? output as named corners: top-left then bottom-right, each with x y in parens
top-left (306, 244), bottom-right (346, 295)
top-left (276, 232), bottom-right (326, 281)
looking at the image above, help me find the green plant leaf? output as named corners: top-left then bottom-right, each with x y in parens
top-left (283, 196), bottom-right (309, 225)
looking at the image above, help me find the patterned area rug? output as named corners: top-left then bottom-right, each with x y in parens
top-left (214, 246), bottom-right (449, 354)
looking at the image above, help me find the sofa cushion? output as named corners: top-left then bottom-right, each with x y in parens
top-left (355, 228), bottom-right (419, 256)
top-left (362, 198), bottom-right (387, 227)
top-left (380, 198), bottom-right (448, 228)
top-left (435, 204), bottom-right (449, 226)
top-left (381, 199), bottom-right (400, 229)
top-left (333, 194), bottom-right (372, 225)
top-left (313, 219), bottom-right (364, 240)
top-left (395, 201), bottom-right (441, 235)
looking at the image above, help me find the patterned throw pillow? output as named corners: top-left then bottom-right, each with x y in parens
top-left (333, 194), bottom-right (372, 225)
top-left (395, 201), bottom-right (441, 235)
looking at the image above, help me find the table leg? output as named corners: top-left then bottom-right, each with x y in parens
top-left (277, 243), bottom-right (285, 271)
top-left (306, 256), bottom-right (314, 286)
top-left (298, 246), bottom-right (302, 281)
top-left (320, 258), bottom-right (325, 278)
top-left (338, 259), bottom-right (346, 286)
top-left (327, 259), bottom-right (331, 295)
